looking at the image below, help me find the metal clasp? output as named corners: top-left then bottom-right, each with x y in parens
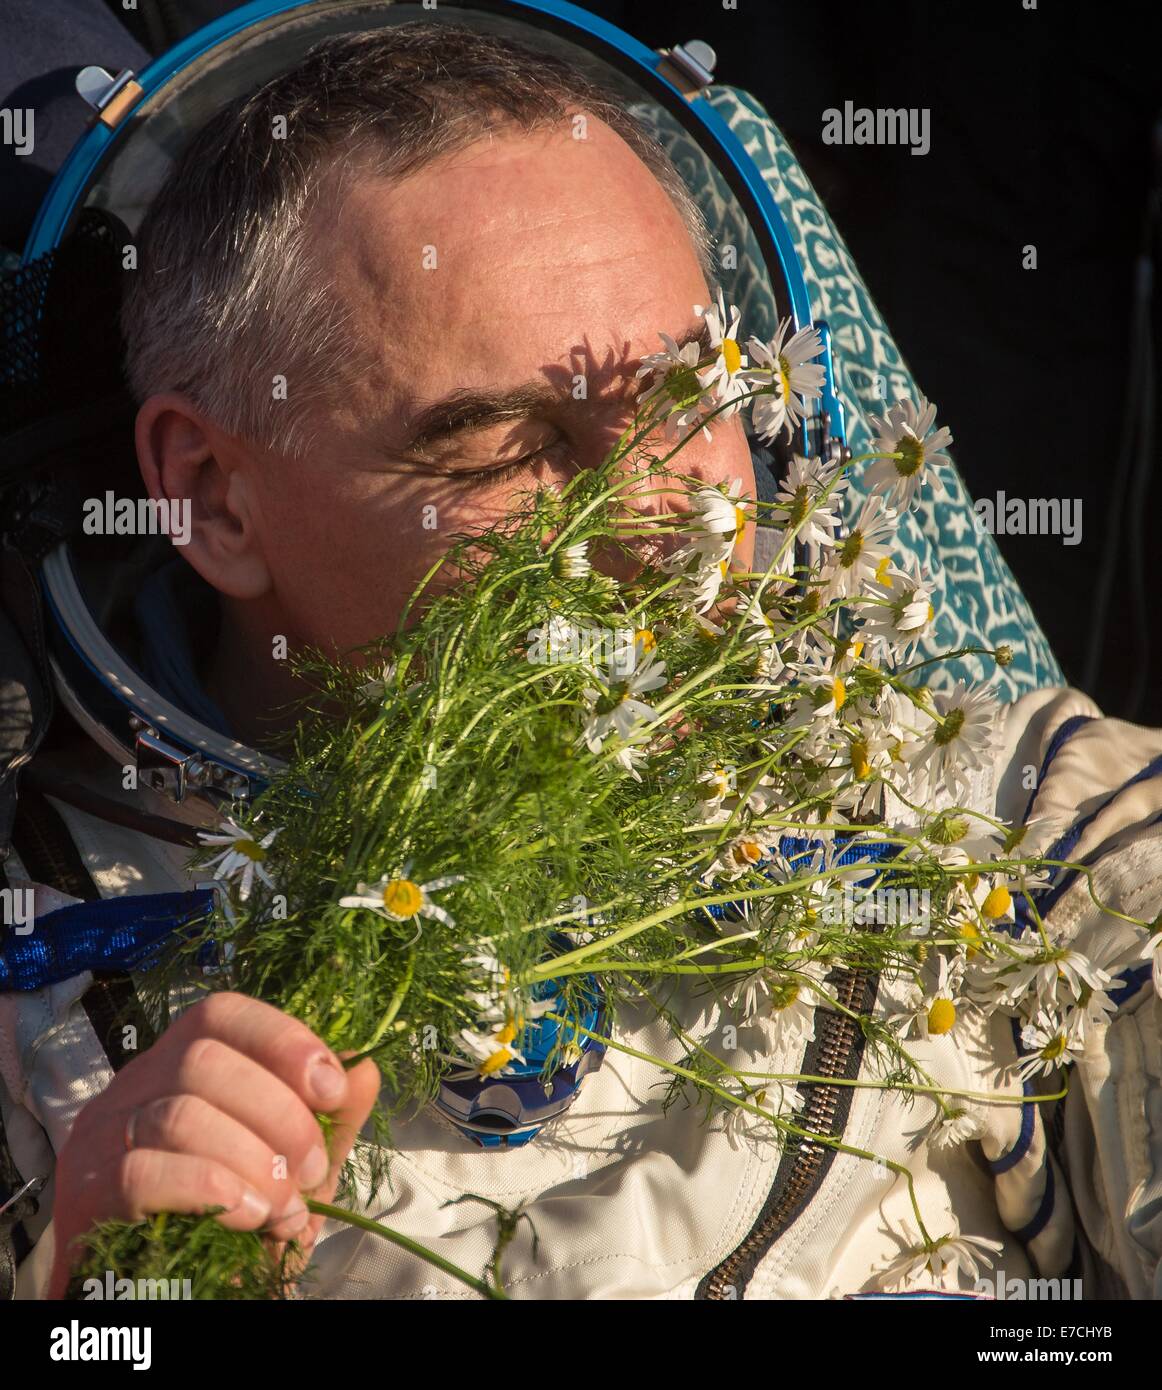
top-left (75, 65), bottom-right (143, 129)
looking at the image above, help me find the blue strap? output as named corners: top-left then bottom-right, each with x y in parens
top-left (1010, 1155), bottom-right (1056, 1246)
top-left (988, 1097), bottom-right (1036, 1175)
top-left (0, 890), bottom-right (216, 991)
top-left (1020, 714), bottom-right (1095, 825)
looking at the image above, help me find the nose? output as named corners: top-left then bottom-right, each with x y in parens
top-left (577, 403), bottom-right (757, 579)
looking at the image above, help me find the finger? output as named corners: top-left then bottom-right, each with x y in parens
top-left (172, 993), bottom-right (352, 1112)
top-left (298, 1055), bottom-right (382, 1256)
top-left (107, 1096), bottom-right (313, 1226)
top-left (163, 1037), bottom-right (332, 1191)
top-left (75, 1147), bottom-right (273, 1230)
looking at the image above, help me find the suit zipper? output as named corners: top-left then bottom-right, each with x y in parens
top-left (698, 960), bottom-right (877, 1299)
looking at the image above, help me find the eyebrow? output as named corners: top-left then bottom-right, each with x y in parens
top-left (397, 321), bottom-right (712, 460)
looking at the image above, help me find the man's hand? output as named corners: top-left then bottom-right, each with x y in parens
top-left (46, 992), bottom-right (381, 1298)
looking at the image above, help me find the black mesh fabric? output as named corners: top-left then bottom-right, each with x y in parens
top-left (0, 207), bottom-right (130, 441)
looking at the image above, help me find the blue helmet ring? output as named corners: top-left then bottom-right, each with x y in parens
top-left (434, 963), bottom-right (608, 1150)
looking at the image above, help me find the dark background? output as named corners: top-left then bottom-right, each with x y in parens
top-left (3, 0), bottom-right (1158, 720)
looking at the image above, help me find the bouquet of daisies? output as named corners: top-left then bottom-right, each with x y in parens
top-left (70, 294), bottom-right (1145, 1299)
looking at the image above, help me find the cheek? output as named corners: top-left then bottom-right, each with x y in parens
top-left (251, 471), bottom-right (521, 651)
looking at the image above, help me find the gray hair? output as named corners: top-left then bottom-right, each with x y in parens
top-left (121, 21), bottom-right (716, 458)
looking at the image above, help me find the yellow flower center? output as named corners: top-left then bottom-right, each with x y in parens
top-left (722, 338), bottom-right (742, 375)
top-left (234, 838), bottom-right (266, 863)
top-left (733, 504), bottom-right (748, 538)
top-left (382, 878), bottom-right (423, 918)
top-left (1041, 1033), bottom-right (1067, 1061)
top-left (927, 998), bottom-right (957, 1035)
top-left (851, 739), bottom-right (871, 780)
top-left (777, 356), bottom-right (792, 403)
top-left (981, 885), bottom-right (1012, 920)
top-left (927, 602), bottom-right (935, 623)
top-left (874, 555), bottom-right (893, 585)
top-left (733, 838), bottom-right (764, 866)
top-left (831, 677), bottom-right (846, 711)
top-left (958, 922), bottom-right (982, 959)
top-left (479, 1050), bottom-right (513, 1076)
top-left (635, 628), bottom-right (656, 654)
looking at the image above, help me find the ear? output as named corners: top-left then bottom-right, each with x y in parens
top-left (134, 393), bottom-right (272, 601)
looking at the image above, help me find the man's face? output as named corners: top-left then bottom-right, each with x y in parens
top-left (226, 116), bottom-right (756, 658)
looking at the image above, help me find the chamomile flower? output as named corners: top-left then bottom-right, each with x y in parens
top-left (927, 1103), bottom-right (986, 1151)
top-left (732, 958), bottom-right (829, 1043)
top-left (580, 651), bottom-right (668, 766)
top-left (1016, 1009), bottom-right (1081, 1080)
top-left (746, 319), bottom-right (827, 443)
top-left (772, 454), bottom-right (847, 551)
top-left (684, 478), bottom-right (750, 563)
top-left (705, 831), bottom-right (776, 883)
top-left (909, 680), bottom-right (999, 803)
top-left (723, 1080), bottom-right (802, 1151)
top-left (338, 867), bottom-right (466, 942)
top-left (858, 556), bottom-right (938, 661)
top-left (551, 541), bottom-right (591, 580)
top-left (198, 817), bottom-right (280, 901)
top-left (983, 929), bottom-right (1111, 1013)
top-left (875, 1219), bottom-right (1004, 1289)
top-left (865, 395), bottom-right (954, 511)
top-left (890, 953), bottom-right (965, 1041)
top-left (635, 329), bottom-right (717, 442)
top-left (819, 495), bottom-right (899, 601)
top-left (694, 291), bottom-right (751, 415)
top-left (453, 1022), bottom-right (527, 1078)
top-left (356, 661), bottom-right (399, 702)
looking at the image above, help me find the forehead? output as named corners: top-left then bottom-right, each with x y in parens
top-left (318, 118), bottom-right (710, 422)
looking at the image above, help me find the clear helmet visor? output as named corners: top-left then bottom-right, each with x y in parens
top-left (30, 0), bottom-right (828, 802)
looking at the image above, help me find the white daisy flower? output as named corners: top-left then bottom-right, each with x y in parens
top-left (580, 651), bottom-right (668, 766)
top-left (732, 958), bottom-right (829, 1044)
top-left (909, 680), bottom-right (999, 803)
top-left (865, 395), bottom-right (954, 511)
top-left (819, 494), bottom-right (899, 601)
top-left (772, 453), bottom-right (847, 551)
top-left (858, 556), bottom-right (937, 661)
top-left (689, 478), bottom-right (750, 553)
top-left (451, 1022), bottom-right (527, 1078)
top-left (875, 1219), bottom-right (1004, 1289)
top-left (745, 318), bottom-right (827, 443)
top-left (927, 1104), bottom-right (986, 1151)
top-left (356, 661), bottom-right (398, 702)
top-left (635, 329), bottom-right (717, 442)
top-left (694, 290), bottom-right (751, 416)
top-left (704, 831), bottom-right (776, 884)
top-left (338, 867), bottom-right (466, 942)
top-left (551, 541), bottom-right (591, 580)
top-left (723, 1080), bottom-right (803, 1151)
top-left (983, 929), bottom-right (1112, 1013)
top-left (198, 817), bottom-right (280, 901)
top-left (890, 953), bottom-right (965, 1041)
top-left (1016, 1009), bottom-right (1081, 1081)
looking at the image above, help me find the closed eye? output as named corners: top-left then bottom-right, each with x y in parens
top-left (456, 438), bottom-right (570, 488)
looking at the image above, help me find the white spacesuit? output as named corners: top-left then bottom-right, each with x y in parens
top-left (4, 567), bottom-right (1162, 1300)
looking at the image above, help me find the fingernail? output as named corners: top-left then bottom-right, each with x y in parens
top-left (230, 1189), bottom-right (271, 1226)
top-left (298, 1145), bottom-right (330, 1191)
top-left (308, 1054), bottom-right (346, 1109)
top-left (268, 1198), bottom-right (310, 1240)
